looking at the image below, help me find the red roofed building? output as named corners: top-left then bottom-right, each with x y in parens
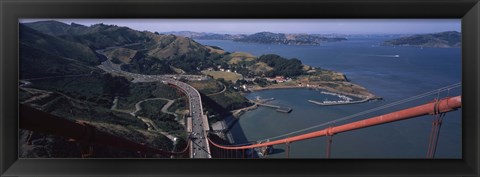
top-left (274, 76), bottom-right (286, 83)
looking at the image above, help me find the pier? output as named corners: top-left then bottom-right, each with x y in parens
top-left (250, 97), bottom-right (292, 113)
top-left (255, 102), bottom-right (292, 113)
top-left (254, 96), bottom-right (275, 103)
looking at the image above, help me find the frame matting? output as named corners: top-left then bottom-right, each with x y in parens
top-left (1, 0), bottom-right (479, 176)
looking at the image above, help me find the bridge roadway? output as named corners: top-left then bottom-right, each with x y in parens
top-left (163, 79), bottom-right (211, 158)
top-left (98, 61), bottom-right (211, 158)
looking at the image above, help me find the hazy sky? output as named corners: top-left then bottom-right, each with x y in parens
top-left (20, 19), bottom-right (461, 34)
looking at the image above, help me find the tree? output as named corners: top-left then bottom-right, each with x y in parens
top-left (103, 74), bottom-right (130, 97)
top-left (254, 78), bottom-right (268, 87)
top-left (257, 54), bottom-right (305, 77)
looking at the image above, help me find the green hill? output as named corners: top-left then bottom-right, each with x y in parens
top-left (25, 21), bottom-right (150, 50)
top-left (383, 31), bottom-right (461, 48)
top-left (24, 21), bottom-right (227, 74)
top-left (257, 54), bottom-right (305, 77)
top-left (20, 24), bottom-right (101, 66)
top-left (22, 20), bottom-right (71, 36)
top-left (19, 43), bottom-right (96, 79)
top-left (145, 33), bottom-right (221, 72)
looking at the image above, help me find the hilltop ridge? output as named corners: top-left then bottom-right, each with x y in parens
top-left (234, 32), bottom-right (347, 45)
top-left (165, 31), bottom-right (347, 45)
top-left (383, 31), bottom-right (461, 48)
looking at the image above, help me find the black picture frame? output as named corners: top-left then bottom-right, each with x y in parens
top-left (1, 0), bottom-right (479, 176)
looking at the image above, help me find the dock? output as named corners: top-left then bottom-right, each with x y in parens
top-left (253, 97), bottom-right (275, 103)
top-left (255, 102), bottom-right (292, 113)
top-left (250, 97), bottom-right (292, 113)
top-left (276, 107), bottom-right (293, 113)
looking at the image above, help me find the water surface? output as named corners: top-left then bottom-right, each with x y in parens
top-left (197, 37), bottom-right (462, 158)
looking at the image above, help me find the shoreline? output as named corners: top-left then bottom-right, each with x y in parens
top-left (248, 83), bottom-right (380, 101)
top-left (210, 103), bottom-right (258, 143)
top-left (210, 116), bottom-right (237, 144)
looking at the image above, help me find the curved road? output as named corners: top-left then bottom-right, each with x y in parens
top-left (207, 82), bottom-right (226, 96)
top-left (99, 60), bottom-right (211, 158)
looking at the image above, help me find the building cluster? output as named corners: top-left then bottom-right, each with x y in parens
top-left (266, 76), bottom-right (288, 83)
top-left (206, 65), bottom-right (237, 73)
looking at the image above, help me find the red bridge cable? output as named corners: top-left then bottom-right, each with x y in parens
top-left (207, 95), bottom-right (461, 150)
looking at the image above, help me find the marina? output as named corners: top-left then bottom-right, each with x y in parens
top-left (320, 91), bottom-right (354, 101)
top-left (307, 99), bottom-right (369, 106)
top-left (308, 91), bottom-right (382, 106)
top-left (306, 91), bottom-right (366, 106)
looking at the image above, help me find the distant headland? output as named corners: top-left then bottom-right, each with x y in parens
top-left (383, 31), bottom-right (461, 48)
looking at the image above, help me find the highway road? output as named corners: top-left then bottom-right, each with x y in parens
top-left (163, 79), bottom-right (211, 158)
top-left (98, 60), bottom-right (211, 158)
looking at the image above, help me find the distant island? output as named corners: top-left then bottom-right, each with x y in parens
top-left (164, 31), bottom-right (347, 45)
top-left (233, 32), bottom-right (347, 45)
top-left (162, 31), bottom-right (246, 40)
top-left (383, 31), bottom-right (461, 48)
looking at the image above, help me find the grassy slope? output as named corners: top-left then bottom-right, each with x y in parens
top-left (201, 71), bottom-right (243, 82)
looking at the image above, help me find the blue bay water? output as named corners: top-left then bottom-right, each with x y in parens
top-left (196, 37), bottom-right (462, 158)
